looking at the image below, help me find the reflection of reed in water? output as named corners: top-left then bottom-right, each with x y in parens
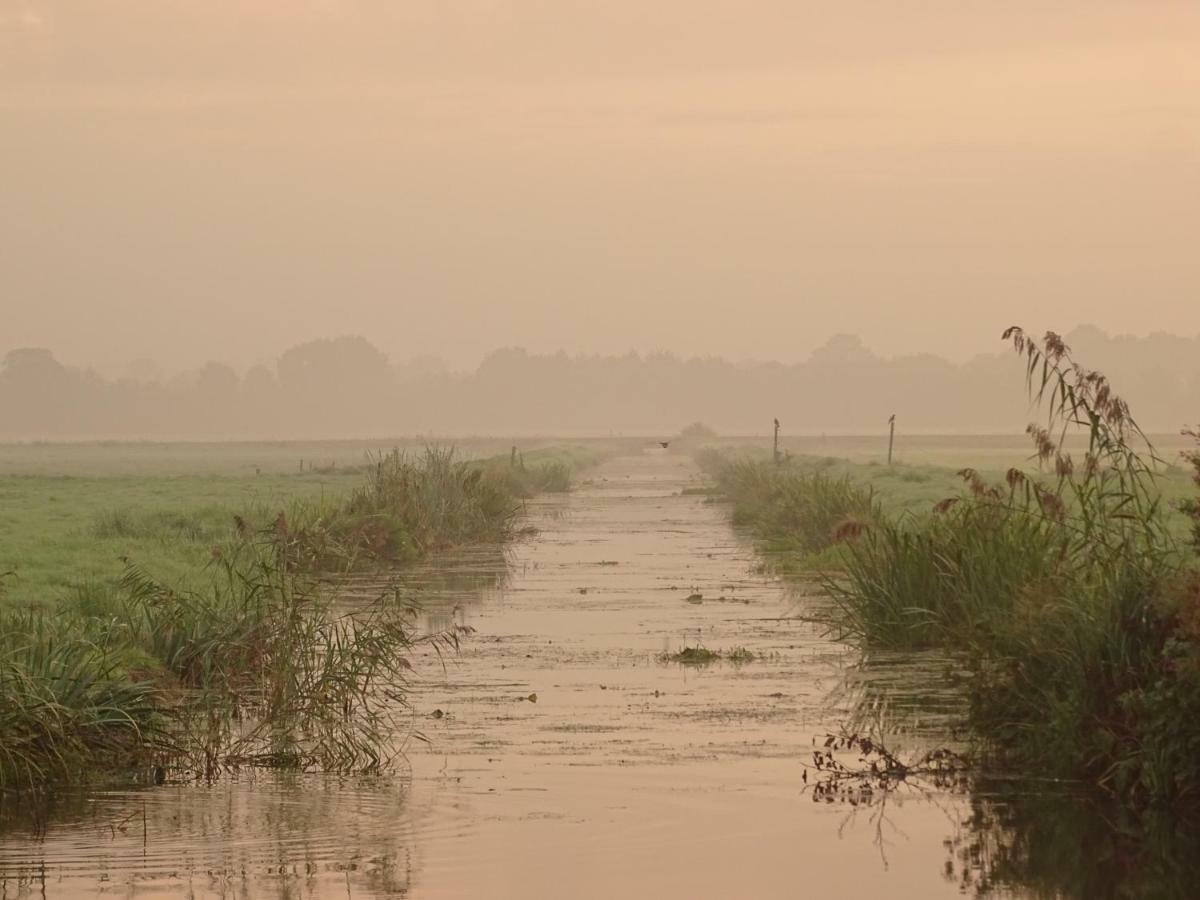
top-left (834, 648), bottom-right (968, 744)
top-left (815, 663), bottom-right (1200, 899)
top-left (334, 543), bottom-right (510, 647)
top-left (422, 603), bottom-right (467, 639)
top-left (0, 772), bottom-right (423, 899)
top-left (338, 543), bottom-right (512, 605)
top-left (945, 785), bottom-right (1200, 899)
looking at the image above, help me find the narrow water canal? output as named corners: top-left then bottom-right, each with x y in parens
top-left (2, 453), bottom-right (1194, 898)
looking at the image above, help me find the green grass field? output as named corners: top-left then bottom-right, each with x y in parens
top-left (702, 437), bottom-right (1197, 542)
top-left (5, 433), bottom-right (1191, 610)
top-left (0, 441), bottom-right (609, 610)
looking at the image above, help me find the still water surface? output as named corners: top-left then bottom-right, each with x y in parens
top-left (2, 453), bottom-right (1197, 898)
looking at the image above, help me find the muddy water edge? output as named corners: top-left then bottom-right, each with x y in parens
top-left (3, 452), bottom-right (1199, 898)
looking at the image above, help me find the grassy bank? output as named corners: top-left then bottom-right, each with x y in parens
top-left (0, 443), bottom-right (601, 609)
top-left (0, 443), bottom-right (600, 789)
top-left (701, 331), bottom-right (1200, 810)
top-left (696, 452), bottom-right (882, 576)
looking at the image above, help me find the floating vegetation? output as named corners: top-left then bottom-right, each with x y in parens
top-left (659, 645), bottom-right (755, 665)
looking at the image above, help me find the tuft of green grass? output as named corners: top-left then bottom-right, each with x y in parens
top-left (661, 646), bottom-right (721, 665)
top-left (272, 445), bottom-right (599, 570)
top-left (0, 611), bottom-right (165, 788)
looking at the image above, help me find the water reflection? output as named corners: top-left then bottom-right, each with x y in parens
top-left (949, 785), bottom-right (1200, 899)
top-left (800, 755), bottom-right (1200, 899)
top-left (822, 645), bottom-right (1200, 898)
top-left (336, 541), bottom-right (514, 639)
top-left (0, 773), bottom-right (425, 898)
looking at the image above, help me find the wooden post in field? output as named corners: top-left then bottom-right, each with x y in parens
top-left (887, 414), bottom-right (896, 465)
top-left (773, 418), bottom-right (781, 465)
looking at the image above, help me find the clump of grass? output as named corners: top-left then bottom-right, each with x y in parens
top-left (346, 447), bottom-right (520, 553)
top-left (661, 646), bottom-right (721, 665)
top-left (826, 487), bottom-right (1072, 648)
top-left (825, 329), bottom-right (1200, 809)
top-left (119, 538), bottom-right (443, 776)
top-left (0, 611), bottom-right (165, 788)
top-left (659, 645), bottom-right (754, 665)
top-left (0, 528), bottom-right (443, 789)
top-left (270, 446), bottom-right (592, 570)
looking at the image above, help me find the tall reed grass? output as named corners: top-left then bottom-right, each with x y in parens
top-left (269, 446), bottom-right (586, 569)
top-left (823, 329), bottom-right (1200, 808)
top-left (0, 530), bottom-right (444, 788)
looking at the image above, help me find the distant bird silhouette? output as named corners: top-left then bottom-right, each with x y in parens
top-left (659, 441), bottom-right (670, 449)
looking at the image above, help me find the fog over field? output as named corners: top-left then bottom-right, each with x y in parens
top-left (3, 325), bottom-right (1200, 439)
top-left (4, 2), bottom-right (1200, 432)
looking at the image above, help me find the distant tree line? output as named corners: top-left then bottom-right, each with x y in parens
top-left (1, 327), bottom-right (1196, 439)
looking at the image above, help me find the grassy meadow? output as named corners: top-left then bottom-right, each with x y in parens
top-left (699, 443), bottom-right (1196, 576)
top-left (0, 441), bottom-right (605, 609)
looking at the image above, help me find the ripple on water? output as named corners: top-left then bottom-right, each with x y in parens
top-left (0, 770), bottom-right (471, 897)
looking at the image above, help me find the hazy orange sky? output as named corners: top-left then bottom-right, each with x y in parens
top-left (3, 1), bottom-right (1199, 374)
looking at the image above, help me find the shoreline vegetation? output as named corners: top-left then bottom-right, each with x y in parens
top-left (0, 445), bottom-right (601, 790)
top-left (700, 329), bottom-right (1200, 812)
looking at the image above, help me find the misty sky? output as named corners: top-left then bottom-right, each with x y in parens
top-left (3, 1), bottom-right (1199, 375)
